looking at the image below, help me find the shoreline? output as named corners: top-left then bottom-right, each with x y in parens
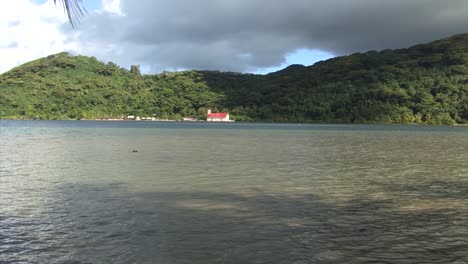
top-left (0, 118), bottom-right (467, 126)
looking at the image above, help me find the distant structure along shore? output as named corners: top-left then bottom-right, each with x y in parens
top-left (124, 110), bottom-right (234, 122)
top-left (206, 109), bottom-right (233, 122)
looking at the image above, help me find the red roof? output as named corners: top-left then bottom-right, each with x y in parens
top-left (207, 113), bottom-right (228, 118)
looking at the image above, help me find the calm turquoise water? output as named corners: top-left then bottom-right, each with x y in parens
top-left (1, 121), bottom-right (468, 263)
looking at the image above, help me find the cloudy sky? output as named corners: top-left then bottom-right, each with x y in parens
top-left (2, 0), bottom-right (468, 74)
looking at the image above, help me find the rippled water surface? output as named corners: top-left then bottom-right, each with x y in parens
top-left (1, 121), bottom-right (468, 263)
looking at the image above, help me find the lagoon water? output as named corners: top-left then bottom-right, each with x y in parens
top-left (1, 121), bottom-right (468, 263)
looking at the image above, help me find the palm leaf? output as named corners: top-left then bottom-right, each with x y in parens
top-left (54, 0), bottom-right (87, 27)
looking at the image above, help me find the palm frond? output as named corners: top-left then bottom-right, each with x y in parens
top-left (54, 0), bottom-right (87, 28)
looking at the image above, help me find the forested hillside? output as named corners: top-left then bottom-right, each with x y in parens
top-left (1, 34), bottom-right (468, 124)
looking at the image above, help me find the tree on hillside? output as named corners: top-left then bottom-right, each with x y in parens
top-left (130, 65), bottom-right (142, 76)
top-left (54, 0), bottom-right (86, 27)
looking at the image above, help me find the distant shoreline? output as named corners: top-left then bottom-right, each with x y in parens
top-left (0, 118), bottom-right (467, 126)
top-left (79, 118), bottom-right (179, 122)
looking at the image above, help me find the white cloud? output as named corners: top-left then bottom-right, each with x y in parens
top-left (0, 0), bottom-right (75, 73)
top-left (101, 0), bottom-right (122, 15)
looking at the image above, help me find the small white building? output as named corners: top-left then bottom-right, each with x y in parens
top-left (206, 109), bottom-right (231, 122)
top-left (183, 117), bottom-right (198, 121)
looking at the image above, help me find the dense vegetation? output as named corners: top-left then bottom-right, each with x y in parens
top-left (1, 34), bottom-right (468, 124)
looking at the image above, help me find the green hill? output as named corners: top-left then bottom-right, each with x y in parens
top-left (1, 34), bottom-right (468, 124)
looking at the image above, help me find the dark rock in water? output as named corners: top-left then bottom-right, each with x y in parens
top-left (132, 150), bottom-right (138, 152)
top-left (359, 228), bottom-right (367, 232)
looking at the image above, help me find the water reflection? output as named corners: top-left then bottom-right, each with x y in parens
top-left (2, 180), bottom-right (468, 263)
top-left (1, 122), bottom-right (468, 263)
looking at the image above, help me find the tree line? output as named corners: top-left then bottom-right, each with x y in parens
top-left (1, 34), bottom-right (468, 124)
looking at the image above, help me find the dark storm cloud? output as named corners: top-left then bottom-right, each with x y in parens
top-left (65, 0), bottom-right (468, 72)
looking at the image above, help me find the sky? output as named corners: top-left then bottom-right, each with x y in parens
top-left (2, 0), bottom-right (468, 74)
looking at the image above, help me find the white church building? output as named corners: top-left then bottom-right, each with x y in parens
top-left (206, 109), bottom-right (232, 122)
